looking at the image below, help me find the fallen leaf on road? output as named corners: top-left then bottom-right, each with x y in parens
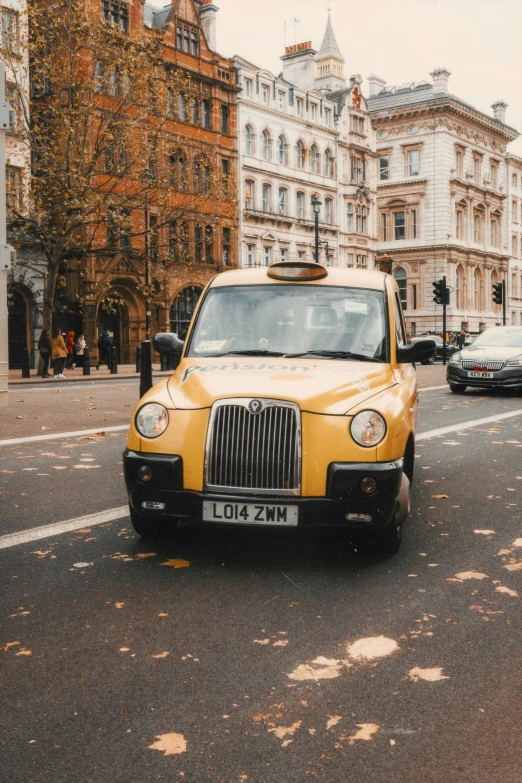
top-left (151, 652), bottom-right (169, 659)
top-left (496, 586), bottom-right (518, 597)
top-left (408, 667), bottom-right (449, 682)
top-left (73, 562), bottom-right (92, 568)
top-left (433, 494), bottom-right (449, 499)
top-left (253, 639), bottom-right (270, 645)
top-left (504, 562), bottom-right (522, 571)
top-left (160, 559), bottom-right (190, 569)
top-left (451, 571), bottom-right (488, 581)
top-left (289, 656), bottom-right (345, 681)
top-left (474, 530), bottom-right (496, 535)
top-left (512, 538), bottom-right (522, 547)
top-left (16, 415), bottom-right (26, 419)
top-left (4, 641), bottom-right (20, 650)
top-left (115, 602), bottom-right (125, 609)
top-left (157, 613), bottom-right (168, 617)
top-left (268, 721), bottom-right (302, 741)
top-left (347, 724), bottom-right (380, 744)
top-left (41, 427), bottom-right (51, 431)
top-left (347, 636), bottom-right (399, 661)
top-left (147, 733), bottom-right (187, 756)
top-left (119, 647), bottom-right (130, 652)
top-left (273, 639), bottom-right (288, 647)
top-left (136, 553), bottom-right (157, 559)
top-left (326, 716), bottom-right (342, 730)
top-left (15, 649), bottom-right (32, 656)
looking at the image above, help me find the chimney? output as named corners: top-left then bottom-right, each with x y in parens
top-left (430, 67), bottom-right (451, 93)
top-left (367, 73), bottom-right (386, 97)
top-left (280, 42), bottom-right (317, 93)
top-left (491, 100), bottom-right (508, 123)
top-left (200, 1), bottom-right (219, 51)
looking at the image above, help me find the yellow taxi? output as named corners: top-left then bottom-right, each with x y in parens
top-left (123, 261), bottom-right (435, 554)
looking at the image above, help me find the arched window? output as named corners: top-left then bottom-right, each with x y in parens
top-left (195, 224), bottom-right (203, 263)
top-left (393, 267), bottom-right (407, 311)
top-left (311, 145), bottom-right (319, 174)
top-left (296, 191), bottom-right (305, 220)
top-left (325, 149), bottom-right (333, 178)
top-left (346, 202), bottom-right (354, 232)
top-left (474, 268), bottom-right (482, 310)
top-left (180, 221), bottom-right (190, 262)
top-left (170, 287), bottom-right (201, 340)
top-left (244, 179), bottom-right (254, 209)
top-left (278, 187), bottom-right (287, 216)
top-left (193, 156), bottom-right (211, 195)
top-left (168, 149), bottom-right (187, 191)
top-left (178, 93), bottom-right (186, 122)
top-left (456, 266), bottom-right (464, 310)
top-left (261, 130), bottom-right (270, 161)
top-left (202, 100), bottom-right (211, 130)
top-left (190, 97), bottom-right (199, 124)
top-left (278, 135), bottom-right (286, 165)
top-left (245, 125), bottom-right (253, 156)
top-left (205, 225), bottom-right (213, 263)
top-left (296, 140), bottom-right (305, 170)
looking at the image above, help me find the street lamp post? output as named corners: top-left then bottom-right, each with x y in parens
top-left (311, 196), bottom-right (322, 264)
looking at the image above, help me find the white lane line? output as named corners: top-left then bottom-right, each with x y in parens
top-left (0, 424), bottom-right (128, 447)
top-left (418, 385), bottom-right (448, 392)
top-left (0, 506), bottom-right (129, 550)
top-left (417, 407), bottom-right (522, 441)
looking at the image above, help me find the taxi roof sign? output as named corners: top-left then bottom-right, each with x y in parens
top-left (267, 261), bottom-right (328, 281)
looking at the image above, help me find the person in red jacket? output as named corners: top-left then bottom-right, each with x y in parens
top-left (65, 331), bottom-right (75, 369)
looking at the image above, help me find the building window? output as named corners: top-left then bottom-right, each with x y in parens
top-left (176, 24), bottom-right (182, 49)
top-left (473, 269), bottom-right (480, 310)
top-left (513, 200), bottom-right (518, 222)
top-left (149, 214), bottom-right (158, 261)
top-left (263, 246), bottom-right (272, 266)
top-left (356, 255), bottom-right (367, 269)
top-left (278, 187), bottom-right (287, 216)
top-left (512, 273), bottom-right (517, 297)
top-left (246, 244), bottom-right (254, 267)
top-left (194, 224), bottom-right (203, 263)
top-left (222, 227), bottom-right (231, 266)
top-left (490, 218), bottom-right (498, 246)
top-left (278, 91), bottom-right (285, 110)
top-left (183, 26), bottom-right (190, 52)
top-left (381, 213), bottom-right (387, 241)
top-left (262, 184), bottom-right (271, 212)
top-left (168, 150), bottom-right (186, 190)
top-left (180, 221), bottom-right (190, 262)
top-left (280, 248), bottom-right (288, 261)
top-left (262, 84), bottom-right (269, 104)
top-left (512, 235), bottom-right (518, 257)
top-left (202, 100), bottom-right (211, 129)
top-left (101, 1), bottom-right (129, 33)
top-left (455, 149), bottom-right (463, 178)
top-left (169, 221), bottom-right (178, 261)
top-left (407, 149), bottom-right (420, 176)
top-left (379, 154), bottom-right (389, 181)
top-left (221, 159), bottom-right (229, 195)
top-left (311, 103), bottom-right (317, 121)
top-left (346, 253), bottom-right (353, 267)
top-left (394, 268), bottom-right (407, 310)
top-left (244, 179), bottom-right (253, 209)
top-left (351, 155), bottom-right (362, 183)
top-left (325, 149), bottom-right (334, 178)
top-left (356, 204), bottom-right (367, 233)
top-left (296, 97), bottom-right (303, 116)
top-left (412, 284), bottom-right (417, 310)
top-left (394, 211), bottom-right (405, 240)
top-left (490, 161), bottom-right (498, 190)
top-left (178, 93), bottom-right (186, 122)
top-left (244, 125), bottom-right (253, 156)
top-left (262, 130), bottom-right (270, 161)
top-left (278, 135), bottom-right (286, 165)
top-left (324, 108), bottom-right (330, 126)
top-left (311, 145), bottom-right (319, 174)
top-left (456, 266), bottom-right (463, 309)
top-left (220, 105), bottom-right (229, 134)
top-left (456, 209), bottom-right (463, 239)
top-left (325, 198), bottom-right (332, 225)
top-left (296, 191), bottom-right (304, 220)
top-left (512, 173), bottom-right (518, 188)
top-left (473, 155), bottom-right (482, 184)
top-left (244, 78), bottom-right (252, 98)
top-left (296, 140), bottom-right (305, 170)
top-left (347, 203), bottom-right (353, 232)
top-left (170, 287), bottom-right (201, 340)
top-left (473, 209), bottom-right (484, 243)
top-left (204, 225), bottom-right (213, 263)
top-left (298, 250), bottom-right (305, 260)
top-left (411, 210), bottom-right (417, 239)
top-left (191, 31), bottom-right (199, 56)
top-left (5, 83), bottom-right (17, 130)
top-left (6, 165), bottom-right (22, 210)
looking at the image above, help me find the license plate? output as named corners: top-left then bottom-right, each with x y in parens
top-left (467, 371), bottom-right (493, 378)
top-left (202, 501), bottom-right (298, 526)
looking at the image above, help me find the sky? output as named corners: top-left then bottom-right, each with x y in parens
top-left (152, 0), bottom-right (522, 155)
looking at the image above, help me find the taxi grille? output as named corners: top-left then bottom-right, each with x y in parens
top-left (206, 400), bottom-right (300, 492)
top-left (462, 360), bottom-right (505, 371)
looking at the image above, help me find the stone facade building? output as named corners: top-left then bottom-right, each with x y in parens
top-left (367, 69), bottom-right (519, 334)
top-left (507, 153), bottom-right (522, 326)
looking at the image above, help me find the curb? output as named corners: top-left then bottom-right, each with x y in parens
top-left (9, 371), bottom-right (172, 386)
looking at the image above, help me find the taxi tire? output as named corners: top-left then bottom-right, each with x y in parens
top-left (449, 384), bottom-right (466, 394)
top-left (370, 472), bottom-right (410, 556)
top-left (130, 508), bottom-right (177, 539)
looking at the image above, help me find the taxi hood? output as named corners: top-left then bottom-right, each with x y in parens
top-left (167, 358), bottom-right (396, 416)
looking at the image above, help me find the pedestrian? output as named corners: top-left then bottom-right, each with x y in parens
top-left (75, 334), bottom-right (86, 368)
top-left (38, 328), bottom-right (51, 378)
top-left (51, 326), bottom-right (67, 379)
top-left (457, 329), bottom-right (466, 349)
top-left (65, 330), bottom-right (75, 369)
top-left (96, 329), bottom-right (112, 370)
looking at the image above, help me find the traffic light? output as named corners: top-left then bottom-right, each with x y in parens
top-left (432, 279), bottom-right (444, 304)
top-left (492, 282), bottom-right (503, 305)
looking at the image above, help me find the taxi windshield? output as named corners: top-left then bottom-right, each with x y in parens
top-left (187, 284), bottom-right (388, 362)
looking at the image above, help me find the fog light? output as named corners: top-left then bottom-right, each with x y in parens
top-left (141, 501), bottom-right (165, 511)
top-left (138, 465), bottom-right (153, 482)
top-left (360, 476), bottom-right (377, 494)
top-left (345, 513), bottom-right (372, 523)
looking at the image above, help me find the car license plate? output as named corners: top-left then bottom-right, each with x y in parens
top-left (467, 371), bottom-right (493, 378)
top-left (202, 501), bottom-right (298, 526)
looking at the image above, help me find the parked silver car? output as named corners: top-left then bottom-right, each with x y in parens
top-left (447, 327), bottom-right (522, 393)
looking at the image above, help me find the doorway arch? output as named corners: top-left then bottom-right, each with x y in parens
top-left (96, 281), bottom-right (144, 364)
top-left (8, 289), bottom-right (28, 369)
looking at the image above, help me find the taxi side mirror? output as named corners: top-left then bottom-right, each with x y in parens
top-left (153, 333), bottom-right (184, 366)
top-left (397, 339), bottom-right (436, 364)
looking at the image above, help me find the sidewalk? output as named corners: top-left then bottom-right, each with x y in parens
top-left (8, 363), bottom-right (171, 385)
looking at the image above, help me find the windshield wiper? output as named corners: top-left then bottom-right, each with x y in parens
top-left (283, 349), bottom-right (383, 362)
top-left (211, 349), bottom-right (285, 357)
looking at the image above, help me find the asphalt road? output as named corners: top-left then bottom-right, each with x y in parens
top-left (2, 375), bottom-right (522, 782)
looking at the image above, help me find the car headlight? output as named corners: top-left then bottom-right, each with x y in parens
top-left (507, 354), bottom-right (522, 366)
top-left (350, 411), bottom-right (386, 447)
top-left (449, 352), bottom-right (462, 364)
top-left (136, 403), bottom-right (169, 438)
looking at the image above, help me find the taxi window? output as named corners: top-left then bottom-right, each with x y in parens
top-left (393, 291), bottom-right (407, 348)
top-left (187, 284), bottom-right (388, 361)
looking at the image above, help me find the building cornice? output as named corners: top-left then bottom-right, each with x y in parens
top-left (376, 243), bottom-right (510, 261)
top-left (238, 99), bottom-right (339, 137)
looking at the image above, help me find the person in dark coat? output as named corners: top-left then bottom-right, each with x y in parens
top-left (96, 330), bottom-right (112, 370)
top-left (38, 329), bottom-right (51, 378)
top-left (457, 330), bottom-right (466, 350)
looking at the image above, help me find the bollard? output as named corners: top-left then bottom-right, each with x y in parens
top-left (160, 354), bottom-right (167, 371)
top-left (110, 345), bottom-right (118, 374)
top-left (22, 347), bottom-right (31, 378)
top-left (83, 346), bottom-right (91, 376)
top-left (135, 345), bottom-right (141, 373)
top-left (140, 340), bottom-right (153, 398)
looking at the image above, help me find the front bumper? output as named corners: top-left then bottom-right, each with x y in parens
top-left (123, 449), bottom-right (403, 530)
top-left (447, 364), bottom-right (522, 388)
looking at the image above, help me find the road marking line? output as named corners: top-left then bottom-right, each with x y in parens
top-left (0, 425), bottom-right (128, 447)
top-left (417, 408), bottom-right (522, 441)
top-left (0, 506), bottom-right (129, 550)
top-left (418, 385), bottom-right (448, 392)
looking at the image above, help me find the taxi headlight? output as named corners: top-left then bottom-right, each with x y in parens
top-left (449, 352), bottom-right (462, 365)
top-left (350, 411), bottom-right (386, 447)
top-left (136, 403), bottom-right (169, 438)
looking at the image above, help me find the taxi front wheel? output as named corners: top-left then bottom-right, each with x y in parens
top-left (130, 507), bottom-right (177, 539)
top-left (371, 473), bottom-right (410, 556)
